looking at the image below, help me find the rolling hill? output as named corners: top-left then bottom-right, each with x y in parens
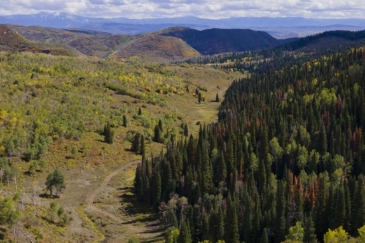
top-left (0, 25), bottom-right (76, 56)
top-left (7, 25), bottom-right (365, 63)
top-left (7, 25), bottom-right (293, 62)
top-left (275, 29), bottom-right (365, 53)
top-left (160, 27), bottom-right (286, 55)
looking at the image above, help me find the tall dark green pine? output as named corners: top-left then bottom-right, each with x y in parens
top-left (178, 220), bottom-right (192, 243)
top-left (210, 206), bottom-right (225, 243)
top-left (216, 151), bottom-right (227, 185)
top-left (318, 124), bottom-right (327, 156)
top-left (315, 173), bottom-right (329, 239)
top-left (162, 159), bottom-right (173, 201)
top-left (104, 121), bottom-right (114, 144)
top-left (134, 164), bottom-right (143, 201)
top-left (224, 194), bottom-right (239, 243)
top-left (131, 133), bottom-right (141, 153)
top-left (304, 216), bottom-right (317, 243)
top-left (192, 205), bottom-right (202, 242)
top-left (332, 181), bottom-right (346, 229)
top-left (154, 125), bottom-right (162, 143)
top-left (140, 135), bottom-right (145, 156)
top-left (201, 214), bottom-right (211, 242)
top-left (260, 229), bottom-right (269, 243)
top-left (184, 124), bottom-right (189, 137)
top-left (275, 181), bottom-right (287, 243)
top-left (200, 141), bottom-right (213, 195)
top-left (354, 176), bottom-right (365, 232)
top-left (226, 140), bottom-right (235, 187)
top-left (151, 169), bottom-right (161, 209)
top-left (344, 181), bottom-right (352, 233)
top-left (122, 114), bottom-right (127, 127)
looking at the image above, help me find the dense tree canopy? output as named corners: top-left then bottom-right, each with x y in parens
top-left (135, 46), bottom-right (365, 242)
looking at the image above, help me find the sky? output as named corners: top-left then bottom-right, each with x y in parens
top-left (0, 0), bottom-right (364, 19)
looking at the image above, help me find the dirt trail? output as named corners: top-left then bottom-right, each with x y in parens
top-left (86, 160), bottom-right (140, 206)
top-left (82, 159), bottom-right (148, 242)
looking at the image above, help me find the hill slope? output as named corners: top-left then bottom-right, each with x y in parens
top-left (0, 25), bottom-right (77, 56)
top-left (8, 25), bottom-right (291, 61)
top-left (160, 27), bottom-right (285, 55)
top-left (276, 29), bottom-right (365, 52)
top-left (110, 35), bottom-right (200, 62)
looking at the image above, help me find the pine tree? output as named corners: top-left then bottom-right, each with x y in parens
top-left (216, 151), bottom-right (227, 185)
top-left (304, 216), bottom-right (317, 243)
top-left (140, 135), bottom-right (145, 156)
top-left (184, 124), bottom-right (189, 137)
top-left (216, 93), bottom-right (220, 102)
top-left (224, 194), bottom-right (239, 243)
top-left (178, 220), bottom-right (192, 243)
top-left (154, 125), bottom-right (162, 143)
top-left (260, 229), bottom-right (269, 243)
top-left (131, 133), bottom-right (141, 153)
top-left (318, 124), bottom-right (327, 156)
top-left (354, 176), bottom-right (365, 231)
top-left (123, 114), bottom-right (128, 127)
top-left (210, 206), bottom-right (225, 243)
top-left (152, 169), bottom-right (161, 209)
top-left (104, 121), bottom-right (114, 144)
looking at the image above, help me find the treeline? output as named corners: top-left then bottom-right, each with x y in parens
top-left (134, 47), bottom-right (365, 242)
top-left (183, 31), bottom-right (365, 77)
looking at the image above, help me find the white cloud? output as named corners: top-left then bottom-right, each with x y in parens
top-left (0, 0), bottom-right (364, 19)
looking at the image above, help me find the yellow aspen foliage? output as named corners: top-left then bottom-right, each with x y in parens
top-left (323, 226), bottom-right (348, 243)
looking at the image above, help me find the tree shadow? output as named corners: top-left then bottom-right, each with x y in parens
top-left (117, 186), bottom-right (166, 242)
top-left (0, 227), bottom-right (6, 240)
top-left (39, 193), bottom-right (59, 199)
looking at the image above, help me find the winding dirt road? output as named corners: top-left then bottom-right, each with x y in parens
top-left (85, 160), bottom-right (141, 219)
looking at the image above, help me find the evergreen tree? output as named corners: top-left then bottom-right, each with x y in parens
top-left (224, 194), bottom-right (239, 243)
top-left (260, 229), bottom-right (269, 243)
top-left (354, 176), bottom-right (365, 232)
top-left (154, 125), bottom-right (162, 143)
top-left (178, 220), bottom-right (192, 243)
top-left (104, 121), bottom-right (114, 144)
top-left (131, 133), bottom-right (141, 153)
top-left (304, 216), bottom-right (317, 243)
top-left (140, 135), bottom-right (145, 156)
top-left (123, 114), bottom-right (128, 127)
top-left (151, 169), bottom-right (162, 209)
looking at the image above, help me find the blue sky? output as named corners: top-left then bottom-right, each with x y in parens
top-left (1, 0), bottom-right (364, 19)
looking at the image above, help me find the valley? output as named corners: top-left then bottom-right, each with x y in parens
top-left (0, 20), bottom-right (365, 243)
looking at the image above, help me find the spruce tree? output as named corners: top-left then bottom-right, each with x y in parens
top-left (224, 194), bottom-right (239, 243)
top-left (260, 229), bottom-right (269, 243)
top-left (178, 220), bottom-right (192, 243)
top-left (304, 216), bottom-right (317, 243)
top-left (104, 121), bottom-right (114, 144)
top-left (123, 114), bottom-right (128, 127)
top-left (151, 169), bottom-right (161, 209)
top-left (140, 135), bottom-right (145, 157)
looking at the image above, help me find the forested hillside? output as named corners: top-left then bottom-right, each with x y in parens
top-left (160, 27), bottom-right (286, 55)
top-left (135, 46), bottom-right (365, 242)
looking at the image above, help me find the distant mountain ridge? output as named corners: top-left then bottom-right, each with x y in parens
top-left (4, 24), bottom-right (365, 63)
top-left (8, 25), bottom-right (294, 61)
top-left (1, 12), bottom-right (365, 38)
